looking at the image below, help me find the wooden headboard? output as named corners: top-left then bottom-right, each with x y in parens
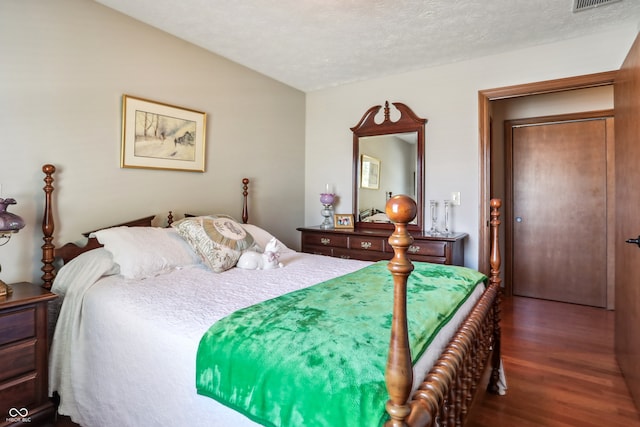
top-left (40, 164), bottom-right (251, 289)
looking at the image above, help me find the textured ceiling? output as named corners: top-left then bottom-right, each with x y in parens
top-left (93, 0), bottom-right (640, 92)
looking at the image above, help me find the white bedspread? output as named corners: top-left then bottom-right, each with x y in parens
top-left (49, 250), bottom-right (486, 426)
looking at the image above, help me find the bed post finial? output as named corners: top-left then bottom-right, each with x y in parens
top-left (384, 194), bottom-right (416, 426)
top-left (242, 178), bottom-right (249, 224)
top-left (42, 164), bottom-right (56, 289)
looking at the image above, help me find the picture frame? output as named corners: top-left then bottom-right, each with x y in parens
top-left (361, 154), bottom-right (380, 189)
top-left (121, 95), bottom-right (207, 172)
top-left (334, 213), bottom-right (355, 229)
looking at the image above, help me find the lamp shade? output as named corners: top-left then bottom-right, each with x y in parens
top-left (320, 193), bottom-right (335, 205)
top-left (0, 198), bottom-right (25, 232)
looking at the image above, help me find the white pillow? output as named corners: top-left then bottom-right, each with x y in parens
top-left (92, 227), bottom-right (200, 279)
top-left (240, 223), bottom-right (292, 253)
top-left (172, 216), bottom-right (255, 273)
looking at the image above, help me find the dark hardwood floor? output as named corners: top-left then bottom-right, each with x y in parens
top-left (53, 296), bottom-right (639, 426)
top-left (468, 296), bottom-right (640, 427)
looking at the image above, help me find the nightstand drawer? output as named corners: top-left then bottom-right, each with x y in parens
top-left (0, 307), bottom-right (36, 346)
top-left (0, 282), bottom-right (58, 425)
top-left (302, 233), bottom-right (348, 248)
top-left (0, 372), bottom-right (37, 416)
top-left (349, 236), bottom-right (385, 252)
top-left (0, 340), bottom-right (37, 382)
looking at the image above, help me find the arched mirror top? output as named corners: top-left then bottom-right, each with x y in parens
top-left (352, 101), bottom-right (427, 231)
top-left (351, 101), bottom-right (427, 137)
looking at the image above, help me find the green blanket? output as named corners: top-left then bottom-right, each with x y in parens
top-left (196, 261), bottom-right (486, 427)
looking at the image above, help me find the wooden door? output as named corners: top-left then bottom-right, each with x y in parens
top-left (507, 115), bottom-right (610, 307)
top-left (614, 33), bottom-right (640, 410)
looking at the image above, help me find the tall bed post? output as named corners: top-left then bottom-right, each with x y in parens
top-left (384, 196), bottom-right (502, 427)
top-left (41, 164), bottom-right (56, 289)
top-left (488, 198), bottom-right (503, 394)
top-left (384, 195), bottom-right (417, 426)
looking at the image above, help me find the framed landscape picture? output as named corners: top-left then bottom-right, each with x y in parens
top-left (121, 95), bottom-right (207, 172)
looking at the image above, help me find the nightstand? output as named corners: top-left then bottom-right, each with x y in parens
top-left (1, 282), bottom-right (57, 426)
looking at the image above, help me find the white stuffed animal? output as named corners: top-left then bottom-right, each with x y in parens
top-left (236, 237), bottom-right (284, 270)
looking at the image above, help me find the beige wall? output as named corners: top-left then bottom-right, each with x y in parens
top-left (0, 0), bottom-right (305, 284)
top-left (305, 26), bottom-right (638, 270)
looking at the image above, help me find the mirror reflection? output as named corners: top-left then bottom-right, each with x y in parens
top-left (358, 132), bottom-right (417, 224)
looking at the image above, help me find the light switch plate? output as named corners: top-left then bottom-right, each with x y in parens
top-left (451, 192), bottom-right (461, 205)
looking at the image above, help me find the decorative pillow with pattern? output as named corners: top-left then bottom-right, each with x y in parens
top-left (172, 215), bottom-right (255, 273)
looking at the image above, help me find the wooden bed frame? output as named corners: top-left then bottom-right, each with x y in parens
top-left (40, 163), bottom-right (502, 427)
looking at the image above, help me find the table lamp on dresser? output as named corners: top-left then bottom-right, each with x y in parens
top-left (0, 197), bottom-right (25, 297)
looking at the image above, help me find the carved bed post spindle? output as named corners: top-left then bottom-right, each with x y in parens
top-left (488, 198), bottom-right (502, 393)
top-left (241, 178), bottom-right (249, 224)
top-left (384, 195), bottom-right (417, 426)
top-left (41, 164), bottom-right (56, 289)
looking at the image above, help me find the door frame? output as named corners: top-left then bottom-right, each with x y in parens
top-left (477, 71), bottom-right (617, 282)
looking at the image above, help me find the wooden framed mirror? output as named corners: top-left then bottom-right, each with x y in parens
top-left (351, 101), bottom-right (427, 231)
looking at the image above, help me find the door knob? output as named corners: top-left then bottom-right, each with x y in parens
top-left (626, 236), bottom-right (640, 248)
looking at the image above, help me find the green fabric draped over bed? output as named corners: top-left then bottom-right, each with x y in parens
top-left (196, 261), bottom-right (486, 427)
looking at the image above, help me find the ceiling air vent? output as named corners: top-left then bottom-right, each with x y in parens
top-left (573, 0), bottom-right (622, 12)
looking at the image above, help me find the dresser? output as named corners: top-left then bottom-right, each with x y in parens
top-left (297, 227), bottom-right (467, 265)
top-left (1, 283), bottom-right (57, 426)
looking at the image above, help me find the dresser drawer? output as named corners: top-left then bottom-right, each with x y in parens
top-left (408, 254), bottom-right (447, 265)
top-left (334, 247), bottom-right (390, 262)
top-left (0, 340), bottom-right (37, 382)
top-left (302, 233), bottom-right (348, 248)
top-left (406, 240), bottom-right (447, 257)
top-left (349, 236), bottom-right (385, 252)
top-left (0, 307), bottom-right (36, 346)
top-left (302, 244), bottom-right (334, 257)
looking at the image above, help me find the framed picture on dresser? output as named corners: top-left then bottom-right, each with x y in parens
top-left (334, 213), bottom-right (354, 229)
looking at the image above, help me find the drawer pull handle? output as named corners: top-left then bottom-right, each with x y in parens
top-left (360, 241), bottom-right (372, 249)
top-left (320, 238), bottom-right (331, 245)
top-left (408, 245), bottom-right (421, 254)
top-left (340, 255), bottom-right (351, 259)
